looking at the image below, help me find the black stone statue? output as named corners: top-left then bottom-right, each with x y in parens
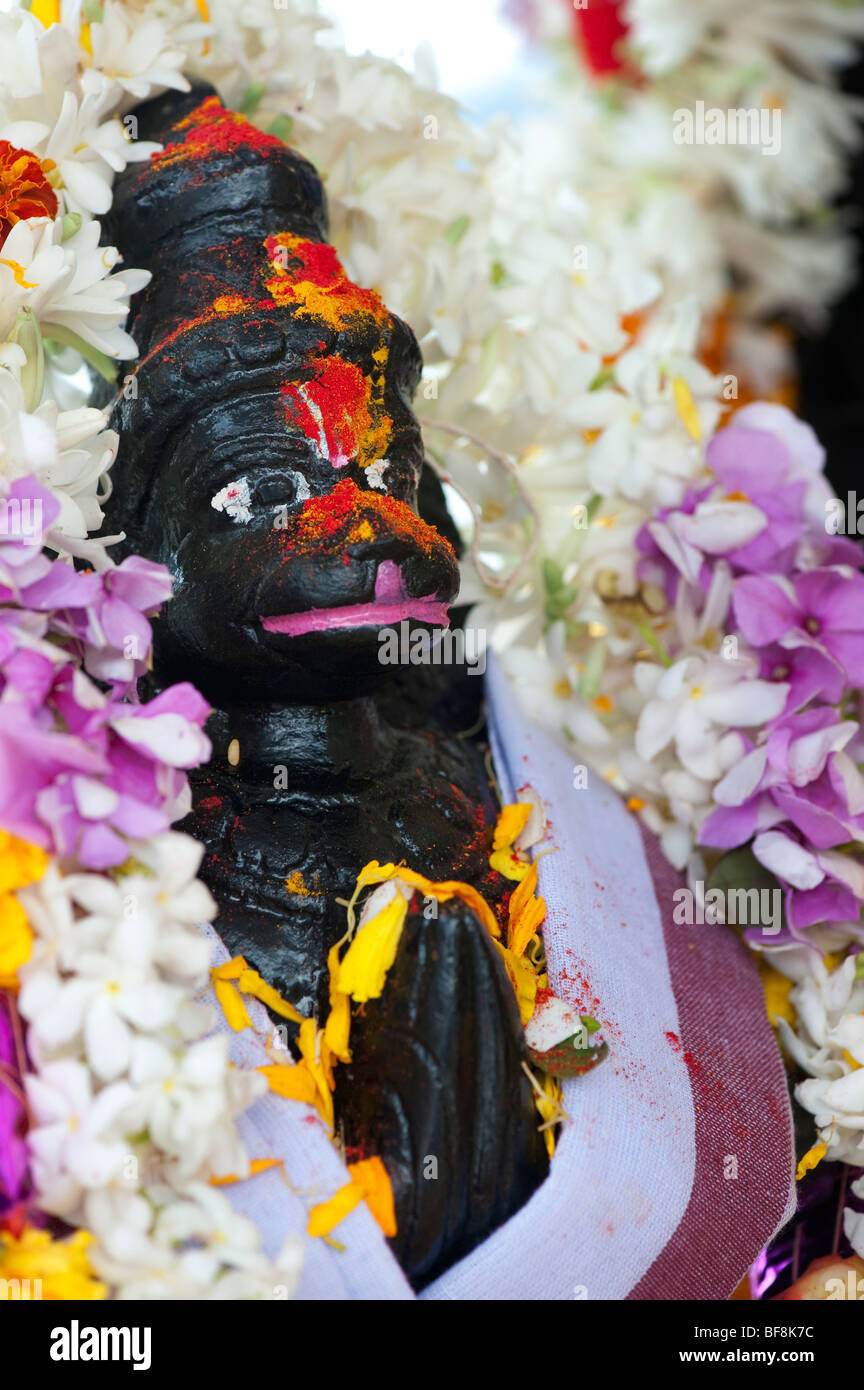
top-left (101, 86), bottom-right (548, 1287)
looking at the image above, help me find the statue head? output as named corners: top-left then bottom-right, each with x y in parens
top-left (103, 89), bottom-right (459, 703)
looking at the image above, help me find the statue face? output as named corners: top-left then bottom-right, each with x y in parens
top-left (139, 343), bottom-right (459, 704)
top-left (103, 93), bottom-right (460, 703)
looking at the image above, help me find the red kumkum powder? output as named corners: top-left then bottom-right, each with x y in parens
top-left (150, 96), bottom-right (286, 171)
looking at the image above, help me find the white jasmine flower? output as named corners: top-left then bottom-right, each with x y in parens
top-left (25, 1059), bottom-right (134, 1215)
top-left (635, 654), bottom-right (789, 782)
top-left (81, 2), bottom-right (191, 111)
top-left (0, 216), bottom-right (150, 361)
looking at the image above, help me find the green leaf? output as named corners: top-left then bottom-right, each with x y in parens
top-left (60, 212), bottom-right (82, 243)
top-left (444, 215), bottom-right (470, 246)
top-left (239, 81), bottom-right (267, 117)
top-left (635, 616), bottom-right (674, 667)
top-left (543, 558), bottom-right (566, 594)
top-left (490, 259), bottom-right (506, 287)
top-left (542, 558), bottom-right (578, 623)
top-left (589, 366), bottom-right (615, 391)
top-left (704, 846), bottom-right (786, 933)
top-left (82, 0), bottom-right (103, 20)
top-left (42, 324), bottom-right (117, 383)
top-left (581, 1015), bottom-right (601, 1034)
top-left (15, 309), bottom-right (44, 413)
top-left (268, 114), bottom-right (294, 140)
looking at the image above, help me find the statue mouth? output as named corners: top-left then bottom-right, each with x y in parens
top-left (258, 559), bottom-right (451, 637)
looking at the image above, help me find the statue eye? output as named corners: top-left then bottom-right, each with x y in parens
top-left (255, 472), bottom-right (311, 506)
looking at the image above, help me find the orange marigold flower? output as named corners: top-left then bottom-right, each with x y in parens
top-left (0, 142), bottom-right (58, 247)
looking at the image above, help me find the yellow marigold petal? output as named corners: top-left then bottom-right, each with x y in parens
top-left (534, 1073), bottom-right (564, 1159)
top-left (307, 1179), bottom-right (365, 1238)
top-left (0, 1228), bottom-right (105, 1301)
top-left (0, 894), bottom-right (33, 989)
top-left (0, 833), bottom-right (48, 894)
top-left (796, 1140), bottom-right (828, 1182)
top-left (212, 976), bottom-right (252, 1031)
top-left (348, 1156), bottom-right (397, 1238)
top-left (324, 944), bottom-right (352, 1062)
top-left (509, 892), bottom-right (547, 959)
top-left (296, 1019), bottom-right (335, 1129)
top-left (258, 1062), bottom-right (319, 1105)
top-left (492, 803), bottom-right (532, 852)
top-left (212, 955), bottom-right (246, 981)
top-left (673, 375), bottom-right (702, 442)
top-left (356, 861), bottom-right (500, 940)
top-left (210, 1157), bottom-right (282, 1185)
top-left (494, 941), bottom-right (538, 1024)
top-left (237, 966), bottom-right (306, 1024)
top-left (506, 864), bottom-right (548, 957)
top-left (761, 964), bottom-right (796, 1028)
top-left (490, 848), bottom-right (530, 882)
top-left (337, 893), bottom-right (408, 1003)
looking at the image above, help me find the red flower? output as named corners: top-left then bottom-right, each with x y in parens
top-left (567, 0), bottom-right (632, 79)
top-left (0, 141), bottom-right (58, 249)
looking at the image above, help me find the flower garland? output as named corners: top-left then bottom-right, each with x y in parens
top-left (0, 0), bottom-right (863, 1295)
top-left (521, 0), bottom-right (864, 330)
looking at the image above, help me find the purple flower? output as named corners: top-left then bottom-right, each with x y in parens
top-left (704, 425), bottom-right (807, 573)
top-left (704, 706), bottom-right (861, 836)
top-left (733, 569), bottom-right (864, 689)
top-left (755, 643), bottom-right (844, 713)
top-left (0, 477), bottom-right (211, 869)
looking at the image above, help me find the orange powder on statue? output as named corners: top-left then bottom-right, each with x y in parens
top-left (283, 480), bottom-right (454, 561)
top-left (263, 232), bottom-right (389, 331)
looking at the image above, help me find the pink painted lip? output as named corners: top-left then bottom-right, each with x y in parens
top-left (259, 560), bottom-right (450, 638)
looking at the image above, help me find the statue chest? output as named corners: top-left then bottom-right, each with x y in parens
top-left (184, 729), bottom-right (500, 1017)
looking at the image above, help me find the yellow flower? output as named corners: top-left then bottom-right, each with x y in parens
top-left (0, 833), bottom-right (48, 895)
top-left (0, 894), bottom-right (33, 990)
top-left (0, 833), bottom-right (47, 988)
top-left (29, 0), bottom-right (60, 30)
top-left (0, 1228), bottom-right (106, 1301)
